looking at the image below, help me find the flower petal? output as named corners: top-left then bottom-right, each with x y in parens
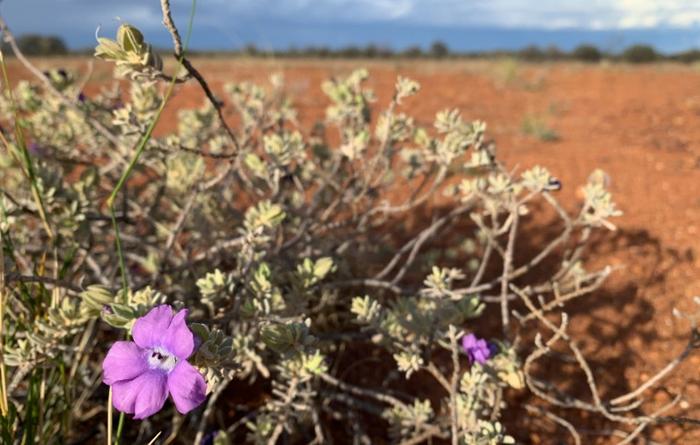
top-left (112, 370), bottom-right (168, 419)
top-left (102, 341), bottom-right (148, 385)
top-left (162, 309), bottom-right (194, 359)
top-left (167, 361), bottom-right (207, 414)
top-left (132, 305), bottom-right (173, 349)
top-left (472, 348), bottom-right (489, 364)
top-left (461, 334), bottom-right (477, 350)
top-left (133, 372), bottom-right (169, 419)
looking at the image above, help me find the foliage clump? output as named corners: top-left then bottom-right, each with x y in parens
top-left (621, 44), bottom-right (659, 64)
top-left (571, 44), bottom-right (603, 63)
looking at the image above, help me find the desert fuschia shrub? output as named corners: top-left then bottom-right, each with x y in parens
top-left (0, 3), bottom-right (698, 444)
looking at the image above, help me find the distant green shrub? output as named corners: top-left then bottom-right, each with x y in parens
top-left (518, 45), bottom-right (542, 61)
top-left (3, 34), bottom-right (68, 56)
top-left (518, 45), bottom-right (565, 62)
top-left (429, 40), bottom-right (449, 58)
top-left (621, 44), bottom-right (658, 63)
top-left (672, 49), bottom-right (700, 63)
top-left (572, 44), bottom-right (603, 62)
top-left (401, 45), bottom-right (423, 58)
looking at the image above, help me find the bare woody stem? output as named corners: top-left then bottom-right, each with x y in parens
top-left (159, 0), bottom-right (241, 153)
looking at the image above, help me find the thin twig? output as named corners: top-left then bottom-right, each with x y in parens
top-left (611, 329), bottom-right (699, 406)
top-left (525, 404), bottom-right (581, 445)
top-left (448, 327), bottom-right (460, 445)
top-left (319, 372), bottom-right (405, 409)
top-left (0, 230), bottom-right (8, 416)
top-left (194, 379), bottom-right (231, 445)
top-left (391, 205), bottom-right (472, 285)
top-left (5, 273), bottom-right (82, 293)
top-left (398, 426), bottom-right (446, 445)
top-left (159, 0), bottom-right (241, 153)
top-left (500, 207), bottom-right (519, 335)
top-left (153, 188), bottom-right (200, 284)
top-left (323, 278), bottom-right (404, 295)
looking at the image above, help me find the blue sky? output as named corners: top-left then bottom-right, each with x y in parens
top-left (3, 0), bottom-right (700, 53)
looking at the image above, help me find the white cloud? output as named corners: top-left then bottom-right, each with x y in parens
top-left (205, 0), bottom-right (414, 22)
top-left (4, 0), bottom-right (700, 35)
top-left (200, 0), bottom-right (700, 29)
top-left (618, 0), bottom-right (700, 28)
top-left (401, 0), bottom-right (700, 29)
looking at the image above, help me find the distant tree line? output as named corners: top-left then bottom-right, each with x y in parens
top-left (1, 34), bottom-right (68, 56)
top-left (5, 34), bottom-right (700, 64)
top-left (231, 41), bottom-right (700, 64)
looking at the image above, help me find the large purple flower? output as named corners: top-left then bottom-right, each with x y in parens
top-left (461, 333), bottom-right (492, 365)
top-left (102, 305), bottom-right (207, 419)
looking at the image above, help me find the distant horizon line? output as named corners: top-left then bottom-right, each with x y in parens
top-left (24, 38), bottom-right (700, 57)
top-left (12, 22), bottom-right (700, 54)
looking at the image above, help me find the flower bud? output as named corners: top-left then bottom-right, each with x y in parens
top-left (261, 322), bottom-right (307, 353)
top-left (117, 24), bottom-right (145, 53)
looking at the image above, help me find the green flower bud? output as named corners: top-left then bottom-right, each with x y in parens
top-left (80, 285), bottom-right (114, 315)
top-left (116, 24), bottom-right (145, 53)
top-left (261, 322), bottom-right (308, 353)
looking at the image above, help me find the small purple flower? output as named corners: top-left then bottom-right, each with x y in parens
top-left (102, 305), bottom-right (207, 419)
top-left (461, 333), bottom-right (492, 365)
top-left (28, 143), bottom-right (44, 157)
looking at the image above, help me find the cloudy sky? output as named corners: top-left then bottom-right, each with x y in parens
top-left (2, 0), bottom-right (700, 52)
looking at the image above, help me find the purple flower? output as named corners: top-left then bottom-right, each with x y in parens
top-left (102, 305), bottom-right (207, 419)
top-left (28, 143), bottom-right (45, 157)
top-left (461, 333), bottom-right (492, 365)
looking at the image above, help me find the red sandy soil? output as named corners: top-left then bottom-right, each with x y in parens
top-left (8, 58), bottom-right (700, 443)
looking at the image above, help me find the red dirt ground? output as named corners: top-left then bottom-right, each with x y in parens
top-left (8, 58), bottom-right (700, 443)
